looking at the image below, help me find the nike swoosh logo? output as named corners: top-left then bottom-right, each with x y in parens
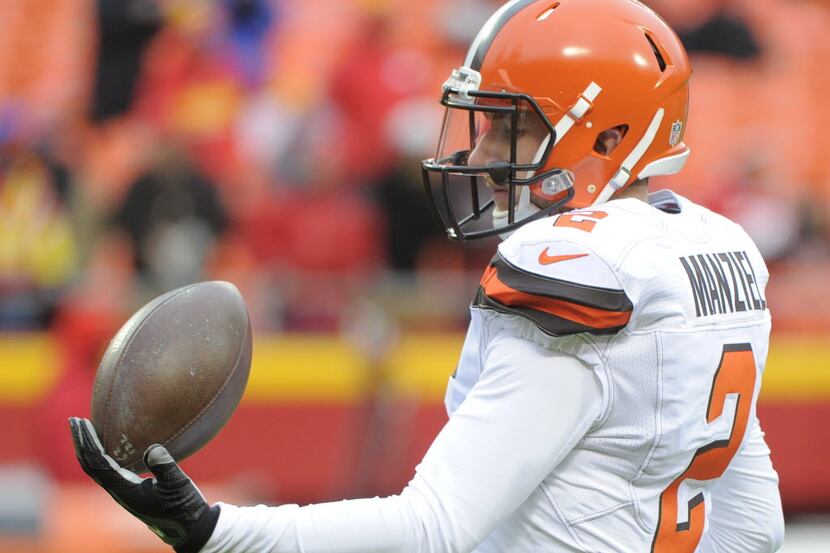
top-left (538, 249), bottom-right (589, 265)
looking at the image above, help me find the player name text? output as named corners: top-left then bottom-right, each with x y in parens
top-left (679, 251), bottom-right (766, 318)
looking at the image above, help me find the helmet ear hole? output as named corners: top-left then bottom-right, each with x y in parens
top-left (593, 125), bottom-right (629, 156)
top-left (645, 33), bottom-right (668, 72)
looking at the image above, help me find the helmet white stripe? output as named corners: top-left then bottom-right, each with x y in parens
top-left (638, 149), bottom-right (690, 179)
top-left (531, 133), bottom-right (551, 166)
top-left (592, 108), bottom-right (665, 205)
top-left (553, 82), bottom-right (602, 146)
top-left (464, 0), bottom-right (532, 69)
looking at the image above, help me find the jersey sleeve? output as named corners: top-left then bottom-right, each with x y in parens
top-left (473, 236), bottom-right (634, 337)
top-left (201, 333), bottom-right (603, 553)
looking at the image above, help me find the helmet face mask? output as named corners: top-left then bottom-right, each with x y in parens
top-left (421, 80), bottom-right (574, 240)
top-left (421, 0), bottom-right (692, 241)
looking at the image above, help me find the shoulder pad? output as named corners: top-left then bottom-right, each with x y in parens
top-left (473, 210), bottom-right (635, 337)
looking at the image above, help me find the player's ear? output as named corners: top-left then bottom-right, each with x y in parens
top-left (594, 125), bottom-right (628, 156)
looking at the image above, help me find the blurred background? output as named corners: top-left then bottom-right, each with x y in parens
top-left (0, 0), bottom-right (828, 551)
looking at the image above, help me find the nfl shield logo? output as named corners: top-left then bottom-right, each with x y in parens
top-left (669, 120), bottom-right (683, 146)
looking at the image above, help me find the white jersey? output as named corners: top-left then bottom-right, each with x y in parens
top-left (202, 191), bottom-right (783, 553)
top-left (450, 190), bottom-right (775, 552)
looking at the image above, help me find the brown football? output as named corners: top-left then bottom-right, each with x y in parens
top-left (91, 281), bottom-right (252, 473)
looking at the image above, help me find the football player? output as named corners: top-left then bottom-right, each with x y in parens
top-left (69, 0), bottom-right (785, 551)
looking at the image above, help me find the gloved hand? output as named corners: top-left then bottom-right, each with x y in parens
top-left (68, 417), bottom-right (220, 552)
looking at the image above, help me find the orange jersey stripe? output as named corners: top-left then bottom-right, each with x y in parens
top-left (481, 266), bottom-right (632, 329)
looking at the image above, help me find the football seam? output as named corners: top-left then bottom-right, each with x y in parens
top-left (161, 313), bottom-right (249, 453)
top-left (99, 284), bottom-right (200, 454)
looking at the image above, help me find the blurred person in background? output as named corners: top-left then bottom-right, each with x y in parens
top-left (69, 1), bottom-right (785, 553)
top-left (706, 157), bottom-right (804, 265)
top-left (325, 0), bottom-right (433, 184)
top-left (91, 0), bottom-right (163, 122)
top-left (649, 0), bottom-right (761, 61)
top-left (374, 97), bottom-right (448, 272)
top-left (92, 0), bottom-right (275, 121)
top-left (268, 111), bottom-right (383, 331)
top-left (113, 142), bottom-right (228, 299)
top-left (0, 135), bottom-right (79, 329)
top-left (221, 0), bottom-right (276, 89)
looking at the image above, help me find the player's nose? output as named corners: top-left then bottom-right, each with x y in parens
top-left (468, 135), bottom-right (507, 170)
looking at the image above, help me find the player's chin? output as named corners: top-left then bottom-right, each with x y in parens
top-left (492, 189), bottom-right (510, 211)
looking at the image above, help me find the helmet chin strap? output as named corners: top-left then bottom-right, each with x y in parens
top-left (492, 185), bottom-right (539, 238)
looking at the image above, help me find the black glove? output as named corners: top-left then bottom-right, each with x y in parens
top-left (68, 417), bottom-right (220, 553)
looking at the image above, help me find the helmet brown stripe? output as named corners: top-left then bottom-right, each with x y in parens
top-left (465, 0), bottom-right (540, 71)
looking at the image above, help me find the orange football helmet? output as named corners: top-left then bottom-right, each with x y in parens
top-left (422, 0), bottom-right (692, 240)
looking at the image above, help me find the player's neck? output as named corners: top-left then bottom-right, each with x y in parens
top-left (613, 179), bottom-right (649, 203)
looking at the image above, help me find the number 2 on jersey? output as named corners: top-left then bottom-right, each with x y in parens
top-left (651, 344), bottom-right (757, 553)
top-left (553, 210), bottom-right (608, 232)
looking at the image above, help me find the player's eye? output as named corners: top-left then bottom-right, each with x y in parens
top-left (489, 114), bottom-right (510, 134)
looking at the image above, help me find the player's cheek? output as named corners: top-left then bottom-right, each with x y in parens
top-left (515, 134), bottom-right (541, 177)
top-left (473, 127), bottom-right (517, 165)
